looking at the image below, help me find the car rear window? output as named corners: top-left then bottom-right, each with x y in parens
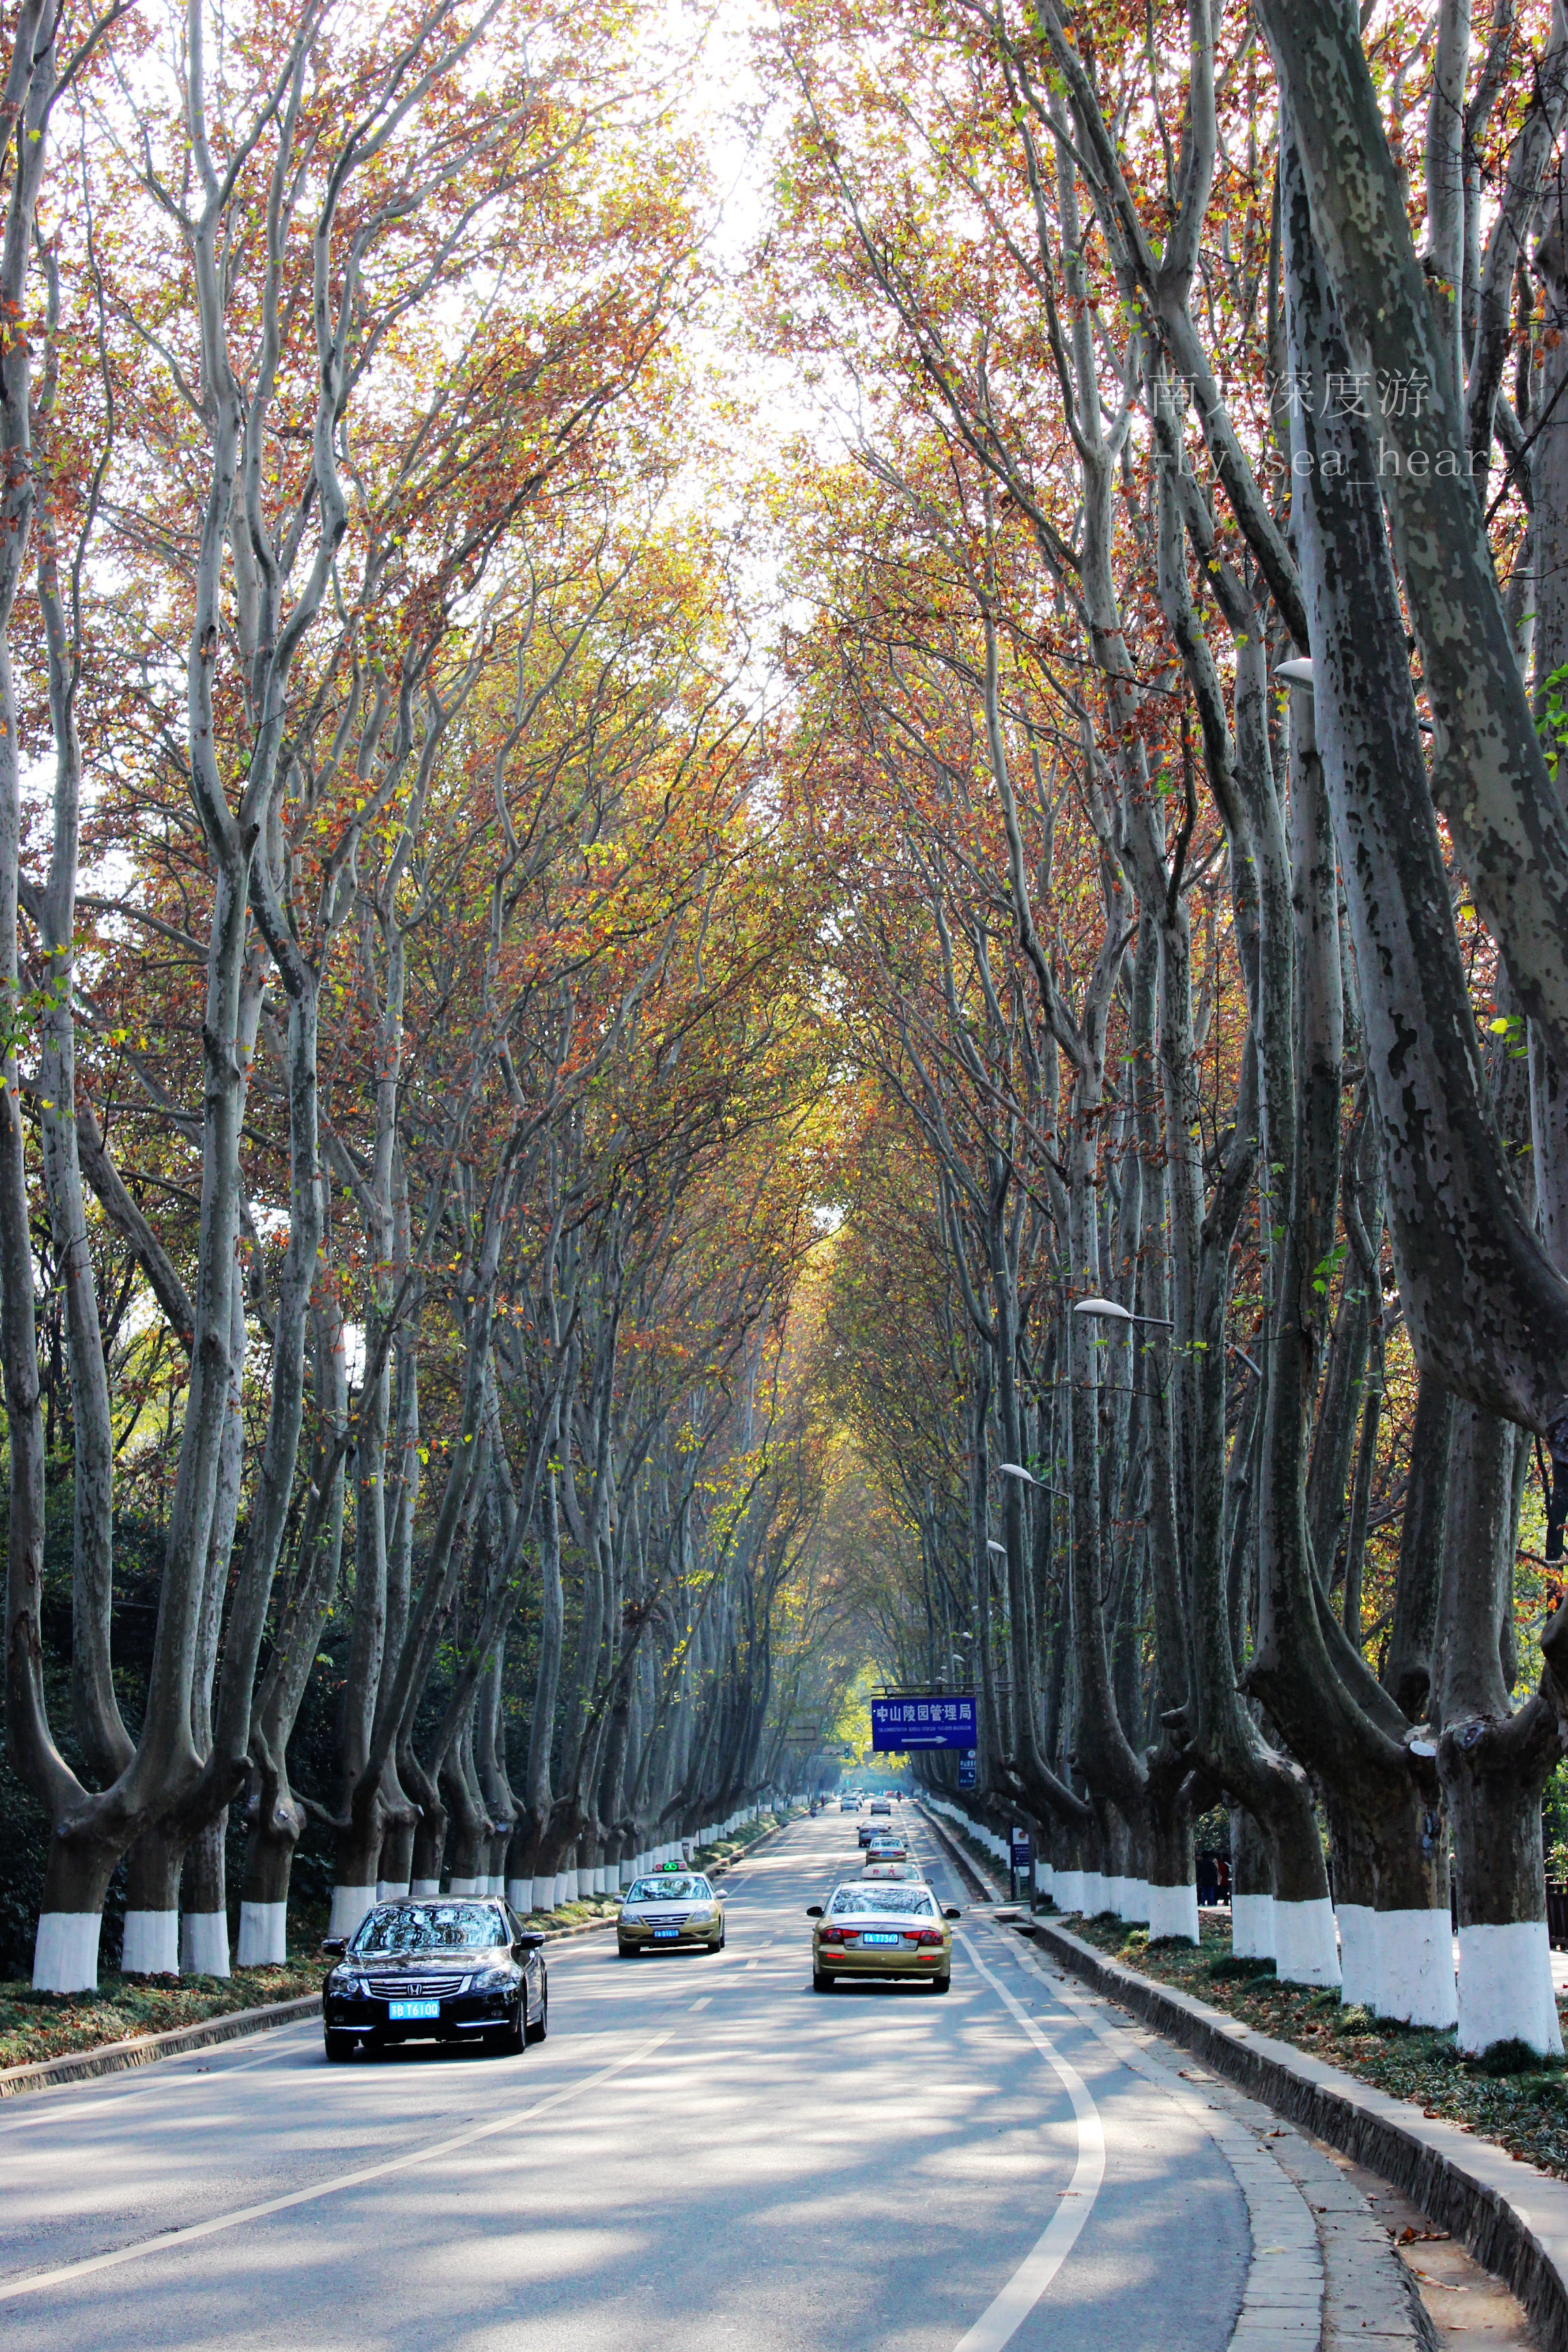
top-left (830, 1886), bottom-right (938, 1916)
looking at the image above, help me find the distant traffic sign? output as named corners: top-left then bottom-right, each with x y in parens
top-left (958, 1750), bottom-right (977, 1787)
top-left (870, 1695), bottom-right (977, 1751)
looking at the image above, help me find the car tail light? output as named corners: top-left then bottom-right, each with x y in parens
top-left (911, 1929), bottom-right (943, 1945)
top-left (822, 1926), bottom-right (851, 1944)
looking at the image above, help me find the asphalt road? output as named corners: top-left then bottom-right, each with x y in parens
top-left (0, 1811), bottom-right (1415, 2350)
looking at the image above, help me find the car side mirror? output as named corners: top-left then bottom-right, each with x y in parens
top-left (513, 1931), bottom-right (547, 1952)
top-left (944, 1908), bottom-right (962, 1921)
top-left (806, 1904), bottom-right (824, 1918)
top-left (321, 1936), bottom-right (348, 1958)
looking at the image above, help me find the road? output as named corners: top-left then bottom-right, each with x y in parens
top-left (0, 1810), bottom-right (1426, 2350)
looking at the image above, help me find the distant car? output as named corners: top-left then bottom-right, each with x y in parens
top-left (858, 1819), bottom-right (878, 1848)
top-left (866, 1835), bottom-right (908, 1862)
top-left (839, 1795), bottom-right (859, 1812)
top-left (617, 1872), bottom-right (725, 1956)
top-left (321, 1898), bottom-right (547, 2061)
top-left (807, 1881), bottom-right (960, 1993)
top-left (870, 1799), bottom-right (892, 1816)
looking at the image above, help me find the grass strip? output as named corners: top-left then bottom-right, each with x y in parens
top-left (1064, 1911), bottom-right (1568, 2181)
top-left (0, 1963), bottom-right (322, 2072)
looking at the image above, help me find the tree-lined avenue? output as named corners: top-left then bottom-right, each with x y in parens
top-left (0, 1813), bottom-right (1270, 2351)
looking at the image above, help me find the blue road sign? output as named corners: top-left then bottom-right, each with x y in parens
top-left (870, 1695), bottom-right (977, 1751)
top-left (958, 1750), bottom-right (977, 1787)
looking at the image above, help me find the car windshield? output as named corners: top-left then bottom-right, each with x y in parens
top-left (351, 1904), bottom-right (506, 1955)
top-left (625, 1876), bottom-right (708, 1903)
top-left (830, 1887), bottom-right (938, 1917)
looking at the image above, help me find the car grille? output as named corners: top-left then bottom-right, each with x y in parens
top-left (649, 1913), bottom-right (691, 1927)
top-left (365, 1974), bottom-right (472, 1998)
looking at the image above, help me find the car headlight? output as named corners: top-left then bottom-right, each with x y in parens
top-left (329, 1967), bottom-right (368, 1997)
top-left (621, 1910), bottom-right (646, 1927)
top-left (470, 1964), bottom-right (520, 1993)
top-left (689, 1906), bottom-right (715, 1925)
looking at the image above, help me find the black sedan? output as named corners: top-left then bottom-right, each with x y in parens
top-left (321, 1898), bottom-right (548, 2061)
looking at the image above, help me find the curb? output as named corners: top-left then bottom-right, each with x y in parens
top-left (917, 1802), bottom-right (1568, 2352)
top-left (0, 1814), bottom-right (791, 2103)
top-left (1030, 1914), bottom-right (1568, 2352)
top-left (0, 1993), bottom-right (322, 2101)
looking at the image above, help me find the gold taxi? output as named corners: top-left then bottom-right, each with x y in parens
top-left (617, 1870), bottom-right (725, 1956)
top-left (807, 1880), bottom-right (960, 1994)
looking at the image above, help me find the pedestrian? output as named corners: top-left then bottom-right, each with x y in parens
top-left (1196, 1852), bottom-right (1219, 1907)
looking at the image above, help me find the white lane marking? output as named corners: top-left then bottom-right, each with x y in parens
top-left (1004, 1941), bottom-right (1324, 2346)
top-left (689, 1997), bottom-right (711, 2011)
top-left (951, 1931), bottom-right (1105, 2352)
top-left (745, 1959), bottom-right (759, 1972)
top-left (0, 2022), bottom-right (321, 2136)
top-left (0, 2029), bottom-right (673, 2305)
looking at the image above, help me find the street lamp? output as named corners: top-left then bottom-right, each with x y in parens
top-left (1073, 1295), bottom-right (1173, 1329)
top-left (998, 1460), bottom-right (1071, 1501)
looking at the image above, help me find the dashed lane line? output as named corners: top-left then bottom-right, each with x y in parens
top-left (0, 2029), bottom-right (674, 2306)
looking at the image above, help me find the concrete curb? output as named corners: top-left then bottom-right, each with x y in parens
top-left (915, 1801), bottom-right (1568, 2352)
top-left (0, 1814), bottom-right (792, 2103)
top-left (1028, 1913), bottom-right (1568, 2352)
top-left (0, 1993), bottom-right (323, 2100)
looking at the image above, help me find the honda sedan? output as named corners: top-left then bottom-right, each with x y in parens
top-left (321, 1898), bottom-right (547, 2060)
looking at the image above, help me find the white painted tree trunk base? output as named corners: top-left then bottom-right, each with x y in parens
top-left (1337, 1903), bottom-right (1379, 2008)
top-left (447, 1878), bottom-right (480, 1896)
top-left (34, 1912), bottom-right (101, 1993)
top-left (122, 1910), bottom-right (179, 1975)
top-left (180, 1911), bottom-right (231, 1977)
top-left (1124, 1878), bottom-right (1152, 1925)
top-left (1106, 1874), bottom-right (1130, 1918)
top-left (1373, 1907), bottom-right (1458, 2027)
top-left (507, 1878), bottom-right (535, 1914)
top-left (1231, 1892), bottom-right (1275, 1959)
top-left (1054, 1870), bottom-right (1086, 1914)
top-left (1147, 1882), bottom-right (1199, 1943)
top-left (1274, 1896), bottom-right (1341, 1987)
top-left (1036, 1865), bottom-right (1056, 1902)
top-left (553, 1873), bottom-right (574, 1908)
top-left (237, 1901), bottom-right (287, 1966)
top-left (376, 1880), bottom-right (410, 1902)
top-left (1081, 1872), bottom-right (1109, 1915)
top-left (1457, 1921), bottom-right (1563, 2055)
top-left (619, 1862), bottom-right (636, 1887)
top-left (410, 1879), bottom-right (440, 1899)
top-left (328, 1884), bottom-right (376, 1939)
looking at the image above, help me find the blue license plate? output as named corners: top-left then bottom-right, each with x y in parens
top-left (653, 1928), bottom-right (679, 1940)
top-left (860, 1932), bottom-right (900, 1946)
top-left (388, 1999), bottom-right (441, 2020)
